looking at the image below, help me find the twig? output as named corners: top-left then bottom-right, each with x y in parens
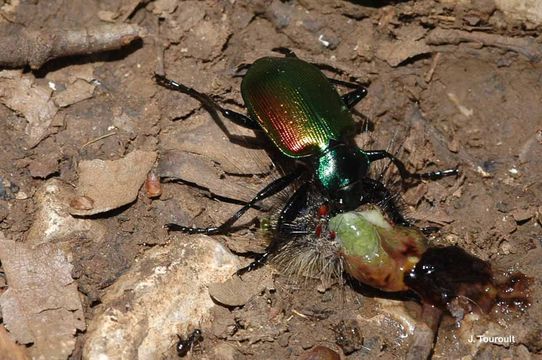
top-left (426, 28), bottom-right (542, 63)
top-left (424, 52), bottom-right (441, 83)
top-left (0, 23), bottom-right (144, 69)
top-left (291, 309), bottom-right (309, 320)
top-left (81, 132), bottom-right (117, 150)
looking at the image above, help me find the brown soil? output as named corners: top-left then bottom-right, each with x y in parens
top-left (0, 0), bottom-right (540, 359)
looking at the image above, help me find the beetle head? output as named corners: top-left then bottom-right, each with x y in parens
top-left (316, 142), bottom-right (370, 211)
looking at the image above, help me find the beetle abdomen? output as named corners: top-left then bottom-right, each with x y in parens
top-left (241, 57), bottom-right (354, 158)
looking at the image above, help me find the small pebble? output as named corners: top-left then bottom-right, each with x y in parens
top-left (70, 196), bottom-right (95, 210)
top-left (144, 171), bottom-right (162, 198)
top-left (277, 332), bottom-right (290, 347)
top-left (0, 178), bottom-right (19, 200)
top-left (500, 240), bottom-right (514, 255)
top-left (15, 191), bottom-right (29, 200)
top-left (300, 346), bottom-right (340, 360)
top-left (28, 156), bottom-right (59, 178)
top-left (511, 207), bottom-right (534, 223)
top-left (496, 201), bottom-right (512, 213)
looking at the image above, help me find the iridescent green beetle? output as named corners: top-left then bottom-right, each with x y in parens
top-left (156, 51), bottom-right (530, 318)
top-left (155, 49), bottom-right (456, 272)
top-left (241, 56), bottom-right (377, 209)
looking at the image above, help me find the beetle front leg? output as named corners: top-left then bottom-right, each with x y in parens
top-left (236, 184), bottom-right (311, 276)
top-left (154, 74), bottom-right (260, 130)
top-left (366, 150), bottom-right (458, 181)
top-left (166, 171), bottom-right (303, 235)
top-left (272, 47), bottom-right (298, 58)
top-left (235, 251), bottom-right (271, 276)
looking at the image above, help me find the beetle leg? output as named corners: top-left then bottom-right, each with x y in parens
top-left (322, 77), bottom-right (368, 109)
top-left (271, 47), bottom-right (298, 58)
top-left (420, 226), bottom-right (441, 235)
top-left (277, 183), bottom-right (310, 229)
top-left (340, 86), bottom-right (368, 109)
top-left (233, 62), bottom-right (252, 77)
top-left (236, 184), bottom-right (311, 276)
top-left (365, 150), bottom-right (459, 181)
top-left (154, 74), bottom-right (260, 130)
top-left (235, 251), bottom-right (271, 276)
top-left (166, 171), bottom-right (303, 235)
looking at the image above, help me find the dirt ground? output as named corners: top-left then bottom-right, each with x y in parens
top-left (0, 0), bottom-right (541, 359)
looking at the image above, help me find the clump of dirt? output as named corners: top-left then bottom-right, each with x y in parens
top-left (0, 0), bottom-right (540, 359)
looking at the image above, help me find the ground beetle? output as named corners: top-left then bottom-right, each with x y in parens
top-left (156, 49), bottom-right (457, 273)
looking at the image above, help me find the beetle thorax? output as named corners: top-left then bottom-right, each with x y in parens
top-left (315, 143), bottom-right (370, 206)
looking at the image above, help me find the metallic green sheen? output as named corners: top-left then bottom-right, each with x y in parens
top-left (241, 57), bottom-right (355, 158)
top-left (316, 146), bottom-right (370, 193)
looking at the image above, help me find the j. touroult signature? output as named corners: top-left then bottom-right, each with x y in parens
top-left (468, 334), bottom-right (516, 343)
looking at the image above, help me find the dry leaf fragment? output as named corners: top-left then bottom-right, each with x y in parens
top-left (70, 150), bottom-right (157, 216)
top-left (0, 234), bottom-right (85, 360)
top-left (0, 70), bottom-right (58, 147)
top-left (0, 325), bottom-right (29, 360)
